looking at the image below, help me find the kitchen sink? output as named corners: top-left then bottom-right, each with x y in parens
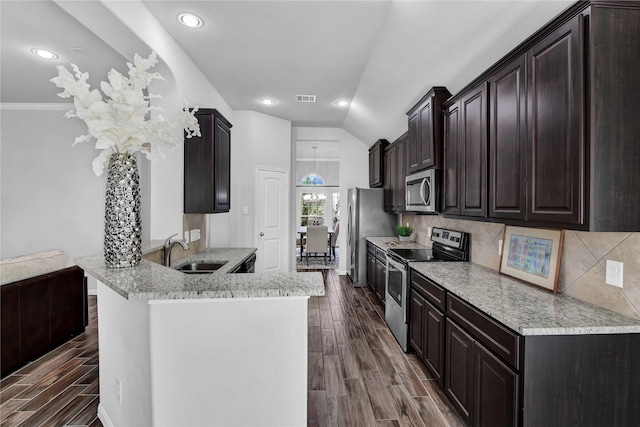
top-left (174, 262), bottom-right (227, 274)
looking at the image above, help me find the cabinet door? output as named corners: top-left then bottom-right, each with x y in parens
top-left (19, 277), bottom-right (50, 362)
top-left (424, 301), bottom-right (445, 388)
top-left (395, 138), bottom-right (407, 212)
top-left (383, 146), bottom-right (394, 212)
top-left (49, 267), bottom-right (85, 346)
top-left (446, 319), bottom-right (474, 424)
top-left (443, 102), bottom-right (461, 215)
top-left (407, 112), bottom-right (420, 173)
top-left (409, 289), bottom-right (425, 358)
top-left (460, 84), bottom-right (488, 217)
top-left (489, 56), bottom-right (527, 220)
top-left (184, 114), bottom-right (214, 213)
top-left (526, 15), bottom-right (584, 225)
top-left (214, 117), bottom-right (231, 212)
top-left (474, 342), bottom-right (518, 427)
top-left (366, 251), bottom-right (375, 288)
top-left (1, 283), bottom-right (21, 377)
top-left (418, 98), bottom-right (435, 170)
top-left (369, 145), bottom-right (381, 188)
top-left (375, 258), bottom-right (386, 302)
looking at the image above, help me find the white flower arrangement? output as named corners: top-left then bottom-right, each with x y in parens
top-left (51, 51), bottom-right (201, 176)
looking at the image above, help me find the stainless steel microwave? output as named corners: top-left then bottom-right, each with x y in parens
top-left (405, 169), bottom-right (437, 212)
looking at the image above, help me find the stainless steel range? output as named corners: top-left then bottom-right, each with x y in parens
top-left (385, 227), bottom-right (470, 352)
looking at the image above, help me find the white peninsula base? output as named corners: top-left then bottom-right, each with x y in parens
top-left (97, 282), bottom-right (309, 426)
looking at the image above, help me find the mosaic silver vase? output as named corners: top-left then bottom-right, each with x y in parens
top-left (104, 153), bottom-right (142, 268)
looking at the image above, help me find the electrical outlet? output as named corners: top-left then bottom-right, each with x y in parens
top-left (427, 227), bottom-right (432, 237)
top-left (183, 231), bottom-right (189, 242)
top-left (498, 240), bottom-right (503, 256)
top-left (605, 260), bottom-right (624, 288)
top-left (116, 378), bottom-right (123, 404)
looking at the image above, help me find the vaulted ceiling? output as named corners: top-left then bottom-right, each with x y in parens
top-left (1, 0), bottom-right (573, 145)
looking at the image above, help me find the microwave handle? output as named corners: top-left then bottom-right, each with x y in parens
top-left (419, 178), bottom-right (428, 205)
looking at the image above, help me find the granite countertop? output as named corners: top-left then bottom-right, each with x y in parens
top-left (366, 237), bottom-right (430, 251)
top-left (75, 247), bottom-right (324, 301)
top-left (410, 262), bottom-right (640, 336)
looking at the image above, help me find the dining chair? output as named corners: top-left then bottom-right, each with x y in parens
top-left (329, 223), bottom-right (340, 260)
top-left (305, 225), bottom-right (329, 265)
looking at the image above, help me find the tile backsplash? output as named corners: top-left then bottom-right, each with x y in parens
top-left (402, 214), bottom-right (640, 320)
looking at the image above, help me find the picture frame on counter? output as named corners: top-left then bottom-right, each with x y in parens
top-left (499, 226), bottom-right (565, 293)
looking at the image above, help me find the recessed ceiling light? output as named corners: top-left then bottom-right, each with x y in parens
top-left (335, 100), bottom-right (350, 107)
top-left (31, 48), bottom-right (58, 60)
top-left (178, 13), bottom-right (203, 28)
top-left (260, 98), bottom-right (275, 106)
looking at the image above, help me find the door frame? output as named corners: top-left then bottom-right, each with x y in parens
top-left (255, 166), bottom-right (290, 273)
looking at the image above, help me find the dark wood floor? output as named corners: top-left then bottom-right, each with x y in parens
top-left (1, 270), bottom-right (463, 426)
top-left (305, 269), bottom-right (464, 427)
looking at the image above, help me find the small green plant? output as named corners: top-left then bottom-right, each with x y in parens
top-left (396, 224), bottom-right (413, 237)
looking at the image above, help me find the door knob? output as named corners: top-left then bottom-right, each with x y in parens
top-left (260, 232), bottom-right (264, 236)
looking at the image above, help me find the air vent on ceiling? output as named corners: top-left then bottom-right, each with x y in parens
top-left (296, 94), bottom-right (317, 103)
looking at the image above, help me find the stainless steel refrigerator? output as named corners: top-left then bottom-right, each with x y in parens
top-left (347, 188), bottom-right (397, 287)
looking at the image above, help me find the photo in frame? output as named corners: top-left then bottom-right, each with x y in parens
top-left (499, 226), bottom-right (565, 293)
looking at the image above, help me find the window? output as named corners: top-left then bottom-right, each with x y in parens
top-left (300, 192), bottom-right (325, 226)
top-left (301, 174), bottom-right (324, 185)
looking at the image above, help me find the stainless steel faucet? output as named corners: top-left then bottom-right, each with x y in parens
top-left (164, 233), bottom-right (189, 267)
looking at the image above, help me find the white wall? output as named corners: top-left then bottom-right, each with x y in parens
top-left (0, 106), bottom-right (108, 291)
top-left (230, 111), bottom-right (292, 253)
top-left (291, 127), bottom-right (370, 273)
top-left (97, 282), bottom-right (152, 427)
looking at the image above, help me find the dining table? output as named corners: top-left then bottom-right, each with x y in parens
top-left (298, 226), bottom-right (334, 261)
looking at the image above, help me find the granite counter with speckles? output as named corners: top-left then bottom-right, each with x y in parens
top-left (410, 261), bottom-right (640, 336)
top-left (366, 237), bottom-right (430, 251)
top-left (75, 247), bottom-right (324, 301)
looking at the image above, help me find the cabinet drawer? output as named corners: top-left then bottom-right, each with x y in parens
top-left (447, 294), bottom-right (521, 370)
top-left (367, 242), bottom-right (375, 255)
top-left (375, 247), bottom-right (387, 262)
top-left (410, 270), bottom-right (446, 312)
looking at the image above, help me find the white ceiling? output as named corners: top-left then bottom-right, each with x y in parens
top-left (1, 0), bottom-right (574, 146)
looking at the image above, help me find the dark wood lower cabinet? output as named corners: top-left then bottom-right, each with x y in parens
top-left (1, 266), bottom-right (86, 378)
top-left (374, 257), bottom-right (386, 303)
top-left (410, 288), bottom-right (445, 387)
top-left (446, 319), bottom-right (475, 424)
top-left (474, 341), bottom-right (518, 427)
top-left (1, 283), bottom-right (21, 376)
top-left (446, 319), bottom-right (518, 427)
top-left (366, 243), bottom-right (386, 304)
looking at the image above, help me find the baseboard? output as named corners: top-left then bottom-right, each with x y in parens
top-left (339, 269), bottom-right (348, 275)
top-left (88, 289), bottom-right (98, 296)
top-left (98, 403), bottom-right (114, 427)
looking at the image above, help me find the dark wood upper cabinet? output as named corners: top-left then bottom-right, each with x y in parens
top-left (383, 133), bottom-right (408, 213)
top-left (439, 2), bottom-right (640, 231)
top-left (526, 15), bottom-right (584, 225)
top-left (489, 56), bottom-right (527, 220)
top-left (406, 87), bottom-right (451, 173)
top-left (589, 4), bottom-right (640, 231)
top-left (369, 139), bottom-right (388, 188)
top-left (394, 135), bottom-right (407, 212)
top-left (443, 102), bottom-right (461, 215)
top-left (184, 109), bottom-right (232, 214)
top-left (460, 83), bottom-right (488, 218)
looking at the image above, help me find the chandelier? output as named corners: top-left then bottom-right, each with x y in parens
top-left (303, 145), bottom-right (326, 202)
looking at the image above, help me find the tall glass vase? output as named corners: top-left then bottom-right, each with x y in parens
top-left (104, 153), bottom-right (142, 268)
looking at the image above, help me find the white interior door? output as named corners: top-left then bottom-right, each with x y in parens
top-left (256, 168), bottom-right (289, 273)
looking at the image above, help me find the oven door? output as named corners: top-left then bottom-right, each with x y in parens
top-left (385, 257), bottom-right (407, 322)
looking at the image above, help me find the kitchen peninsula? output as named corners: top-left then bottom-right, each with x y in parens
top-left (75, 245), bottom-right (324, 427)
